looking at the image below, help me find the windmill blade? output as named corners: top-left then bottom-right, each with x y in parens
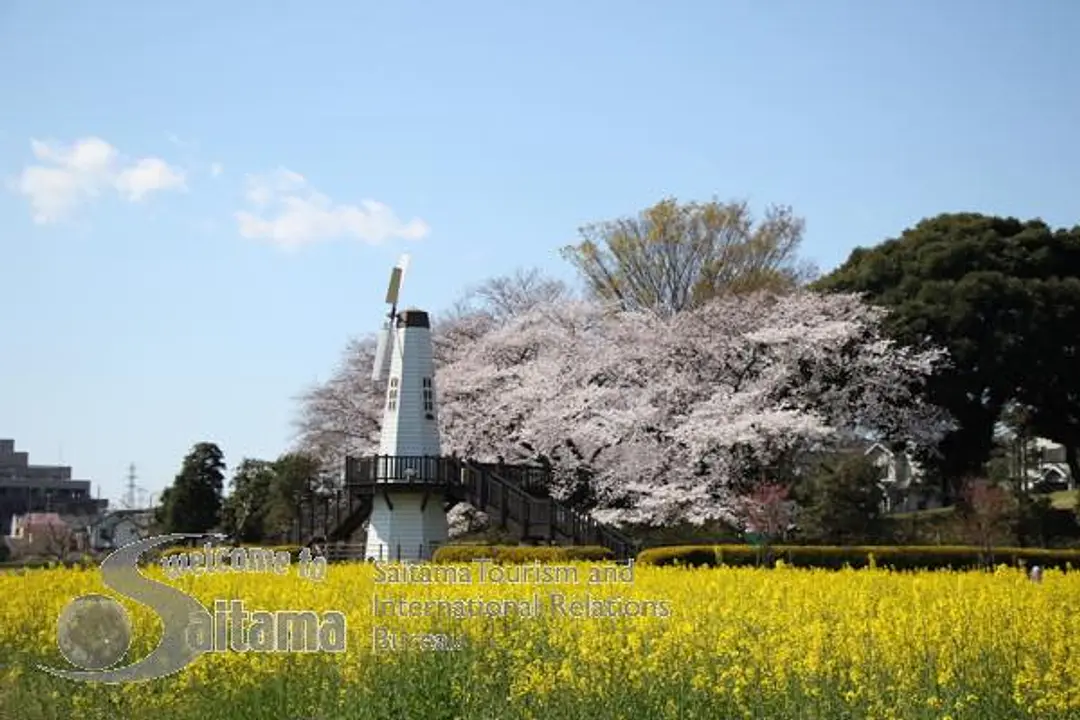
top-left (384, 268), bottom-right (402, 306)
top-left (371, 323), bottom-right (392, 381)
top-left (384, 253), bottom-right (411, 306)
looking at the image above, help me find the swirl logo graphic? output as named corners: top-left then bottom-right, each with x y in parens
top-left (40, 534), bottom-right (214, 683)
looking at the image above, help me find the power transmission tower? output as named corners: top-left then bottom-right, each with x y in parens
top-left (123, 463), bottom-right (144, 509)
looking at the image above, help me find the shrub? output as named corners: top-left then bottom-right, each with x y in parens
top-left (636, 544), bottom-right (1080, 571)
top-left (636, 546), bottom-right (723, 568)
top-left (433, 544), bottom-right (614, 564)
top-left (794, 453), bottom-right (885, 544)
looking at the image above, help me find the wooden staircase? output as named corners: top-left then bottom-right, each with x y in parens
top-left (294, 455), bottom-right (638, 560)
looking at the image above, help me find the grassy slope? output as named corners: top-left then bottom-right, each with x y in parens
top-left (1049, 490), bottom-right (1078, 509)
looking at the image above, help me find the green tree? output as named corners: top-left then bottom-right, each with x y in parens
top-left (814, 213), bottom-right (1080, 498)
top-left (266, 452), bottom-right (324, 541)
top-left (153, 486), bottom-right (171, 529)
top-left (1015, 278), bottom-right (1080, 489)
top-left (561, 198), bottom-right (815, 316)
top-left (221, 459), bottom-right (275, 543)
top-left (161, 442), bottom-right (226, 534)
top-left (794, 453), bottom-right (884, 544)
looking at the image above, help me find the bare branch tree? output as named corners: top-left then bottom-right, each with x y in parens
top-left (433, 268), bottom-right (570, 364)
top-left (960, 478), bottom-right (1016, 559)
top-left (464, 267), bottom-right (572, 322)
top-left (561, 198), bottom-right (817, 316)
top-left (42, 519), bottom-right (76, 562)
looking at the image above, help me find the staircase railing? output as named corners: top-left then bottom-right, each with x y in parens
top-left (470, 461), bottom-right (551, 496)
top-left (298, 455), bottom-right (640, 560)
top-left (296, 483), bottom-right (374, 545)
top-left (462, 462), bottom-right (639, 559)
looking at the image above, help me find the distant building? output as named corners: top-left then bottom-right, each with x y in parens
top-left (864, 443), bottom-right (942, 514)
top-left (0, 438), bottom-right (107, 532)
top-left (865, 436), bottom-right (1074, 513)
top-left (88, 509), bottom-right (155, 551)
top-left (1015, 437), bottom-right (1073, 491)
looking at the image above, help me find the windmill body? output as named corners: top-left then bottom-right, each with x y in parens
top-left (364, 257), bottom-right (449, 561)
top-left (376, 309), bottom-right (440, 459)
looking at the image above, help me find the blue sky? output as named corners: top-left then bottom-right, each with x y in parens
top-left (2, 1), bottom-right (1078, 506)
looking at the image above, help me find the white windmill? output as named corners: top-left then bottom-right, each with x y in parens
top-left (365, 255), bottom-right (449, 561)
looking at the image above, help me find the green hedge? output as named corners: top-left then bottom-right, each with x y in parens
top-left (433, 544), bottom-right (614, 564)
top-left (636, 544), bottom-right (1080, 571)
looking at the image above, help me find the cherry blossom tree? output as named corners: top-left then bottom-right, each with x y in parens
top-left (293, 337), bottom-right (385, 474)
top-left (737, 483), bottom-right (796, 542)
top-left (294, 285), bottom-right (952, 528)
top-left (437, 290), bottom-right (952, 526)
top-left (959, 478), bottom-right (1016, 554)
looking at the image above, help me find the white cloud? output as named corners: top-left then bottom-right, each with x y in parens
top-left (234, 168), bottom-right (429, 249)
top-left (116, 158), bottom-right (186, 201)
top-left (13, 137), bottom-right (188, 223)
top-left (210, 162), bottom-right (224, 177)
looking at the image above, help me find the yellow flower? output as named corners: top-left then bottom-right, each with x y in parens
top-left (1, 561), bottom-right (1077, 717)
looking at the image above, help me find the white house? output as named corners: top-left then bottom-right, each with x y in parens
top-left (866, 436), bottom-right (1074, 513)
top-left (1015, 437), bottom-right (1073, 491)
top-left (864, 443), bottom-right (941, 514)
top-left (88, 509), bottom-right (154, 551)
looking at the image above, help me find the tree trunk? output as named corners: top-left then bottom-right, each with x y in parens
top-left (1065, 444), bottom-right (1080, 492)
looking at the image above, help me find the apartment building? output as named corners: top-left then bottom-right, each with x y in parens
top-left (0, 438), bottom-right (107, 532)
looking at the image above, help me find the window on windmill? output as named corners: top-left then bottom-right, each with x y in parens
top-left (388, 377), bottom-right (399, 411)
top-left (422, 377), bottom-right (434, 415)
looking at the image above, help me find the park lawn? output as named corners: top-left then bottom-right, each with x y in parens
top-left (1049, 489), bottom-right (1077, 509)
top-left (890, 489), bottom-right (1078, 519)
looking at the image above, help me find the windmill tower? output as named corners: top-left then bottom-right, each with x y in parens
top-left (366, 255), bottom-right (449, 561)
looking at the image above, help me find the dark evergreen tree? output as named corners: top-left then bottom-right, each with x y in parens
top-left (221, 458), bottom-right (275, 543)
top-left (815, 213), bottom-right (1080, 499)
top-left (161, 442), bottom-right (226, 534)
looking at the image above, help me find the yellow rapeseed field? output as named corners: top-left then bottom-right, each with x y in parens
top-left (1, 560), bottom-right (1078, 719)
